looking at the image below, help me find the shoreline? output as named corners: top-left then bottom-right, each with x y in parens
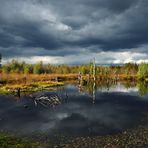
top-left (0, 73), bottom-right (147, 95)
top-left (0, 123), bottom-right (147, 147)
top-left (0, 73), bottom-right (142, 84)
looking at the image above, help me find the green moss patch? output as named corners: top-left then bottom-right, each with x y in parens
top-left (0, 81), bottom-right (64, 95)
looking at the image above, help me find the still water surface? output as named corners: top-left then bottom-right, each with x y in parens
top-left (0, 82), bottom-right (148, 137)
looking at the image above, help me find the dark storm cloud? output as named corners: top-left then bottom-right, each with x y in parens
top-left (0, 0), bottom-right (148, 60)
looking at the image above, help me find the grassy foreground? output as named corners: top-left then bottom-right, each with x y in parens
top-left (0, 133), bottom-right (42, 148)
top-left (0, 124), bottom-right (147, 148)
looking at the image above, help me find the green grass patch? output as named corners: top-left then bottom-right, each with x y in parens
top-left (0, 133), bottom-right (43, 148)
top-left (0, 81), bottom-right (64, 95)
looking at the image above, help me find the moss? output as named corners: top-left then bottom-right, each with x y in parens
top-left (0, 88), bottom-right (10, 95)
top-left (0, 81), bottom-right (64, 95)
top-left (0, 133), bottom-right (43, 148)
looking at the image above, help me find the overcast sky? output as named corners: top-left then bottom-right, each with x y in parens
top-left (0, 0), bottom-right (148, 64)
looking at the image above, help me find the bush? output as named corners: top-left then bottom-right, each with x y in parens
top-left (33, 62), bottom-right (43, 74)
top-left (137, 63), bottom-right (148, 79)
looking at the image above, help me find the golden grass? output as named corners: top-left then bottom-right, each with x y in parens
top-left (0, 73), bottom-right (67, 94)
top-left (0, 73), bottom-right (78, 84)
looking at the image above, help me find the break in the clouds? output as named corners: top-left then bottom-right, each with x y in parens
top-left (0, 0), bottom-right (148, 64)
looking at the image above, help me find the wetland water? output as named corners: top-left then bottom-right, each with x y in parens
top-left (0, 82), bottom-right (148, 139)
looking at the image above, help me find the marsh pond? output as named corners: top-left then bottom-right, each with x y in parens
top-left (0, 81), bottom-right (148, 147)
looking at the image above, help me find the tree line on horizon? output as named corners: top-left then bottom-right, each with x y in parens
top-left (0, 59), bottom-right (148, 79)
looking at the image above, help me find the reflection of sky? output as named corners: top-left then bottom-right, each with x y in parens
top-left (99, 83), bottom-right (138, 93)
top-left (96, 83), bottom-right (148, 99)
top-left (0, 84), bottom-right (148, 137)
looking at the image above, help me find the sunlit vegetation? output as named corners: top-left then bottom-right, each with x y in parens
top-left (0, 59), bottom-right (140, 76)
top-left (138, 63), bottom-right (148, 79)
top-left (0, 81), bottom-right (64, 95)
top-left (0, 59), bottom-right (148, 95)
top-left (0, 57), bottom-right (148, 147)
top-left (0, 53), bottom-right (1, 67)
top-left (0, 59), bottom-right (80, 74)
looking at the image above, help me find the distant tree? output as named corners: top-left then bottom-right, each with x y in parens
top-left (2, 65), bottom-right (10, 74)
top-left (9, 59), bottom-right (21, 73)
top-left (0, 54), bottom-right (1, 74)
top-left (80, 65), bottom-right (89, 74)
top-left (33, 61), bottom-right (43, 74)
top-left (0, 58), bottom-right (142, 77)
top-left (124, 63), bottom-right (138, 75)
top-left (89, 62), bottom-right (94, 75)
top-left (23, 64), bottom-right (31, 74)
top-left (138, 63), bottom-right (148, 79)
top-left (0, 53), bottom-right (1, 64)
top-left (104, 67), bottom-right (110, 76)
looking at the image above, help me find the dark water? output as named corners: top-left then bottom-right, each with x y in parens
top-left (0, 82), bottom-right (148, 138)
